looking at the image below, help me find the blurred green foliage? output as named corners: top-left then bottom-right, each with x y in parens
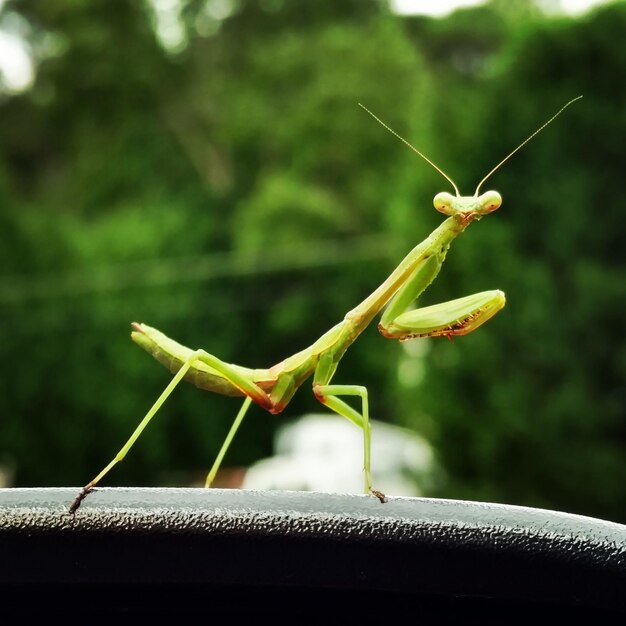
top-left (0, 0), bottom-right (624, 521)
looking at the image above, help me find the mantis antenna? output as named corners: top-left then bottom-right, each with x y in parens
top-left (474, 95), bottom-right (583, 196)
top-left (358, 102), bottom-right (461, 197)
top-left (360, 96), bottom-right (583, 198)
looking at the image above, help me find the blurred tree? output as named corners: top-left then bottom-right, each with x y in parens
top-left (403, 1), bottom-right (626, 521)
top-left (0, 0), bottom-right (623, 523)
top-left (0, 0), bottom-right (434, 487)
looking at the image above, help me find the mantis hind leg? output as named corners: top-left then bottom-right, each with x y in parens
top-left (69, 348), bottom-right (274, 513)
top-left (205, 396), bottom-right (253, 488)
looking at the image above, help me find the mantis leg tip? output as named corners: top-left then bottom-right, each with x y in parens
top-left (68, 485), bottom-right (95, 515)
top-left (371, 489), bottom-right (387, 504)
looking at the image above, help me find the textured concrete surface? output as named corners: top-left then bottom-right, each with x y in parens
top-left (1, 488), bottom-right (624, 617)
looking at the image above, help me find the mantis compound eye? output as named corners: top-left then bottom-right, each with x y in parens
top-left (477, 190), bottom-right (502, 214)
top-left (433, 191), bottom-right (456, 215)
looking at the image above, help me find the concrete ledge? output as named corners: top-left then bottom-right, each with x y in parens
top-left (1, 488), bottom-right (624, 618)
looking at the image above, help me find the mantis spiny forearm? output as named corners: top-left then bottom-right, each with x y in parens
top-left (69, 96), bottom-right (581, 512)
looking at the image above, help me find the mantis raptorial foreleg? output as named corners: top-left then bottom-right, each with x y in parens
top-left (380, 290), bottom-right (506, 340)
top-left (70, 96), bottom-right (581, 513)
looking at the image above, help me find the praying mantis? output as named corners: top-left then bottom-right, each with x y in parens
top-left (70, 96), bottom-right (582, 513)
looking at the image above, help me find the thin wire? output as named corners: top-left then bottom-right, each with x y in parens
top-left (474, 95), bottom-right (583, 196)
top-left (0, 234), bottom-right (396, 304)
top-left (358, 103), bottom-right (460, 197)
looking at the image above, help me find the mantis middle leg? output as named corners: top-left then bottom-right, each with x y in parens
top-left (312, 352), bottom-right (385, 501)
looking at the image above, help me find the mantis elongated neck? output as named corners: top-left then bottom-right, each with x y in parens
top-left (344, 215), bottom-right (469, 332)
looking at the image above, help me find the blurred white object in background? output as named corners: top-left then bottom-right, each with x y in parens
top-left (0, 456), bottom-right (15, 488)
top-left (243, 414), bottom-right (439, 496)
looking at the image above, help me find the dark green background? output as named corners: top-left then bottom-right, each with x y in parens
top-left (0, 0), bottom-right (624, 522)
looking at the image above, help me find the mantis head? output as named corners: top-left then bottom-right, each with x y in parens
top-left (359, 96), bottom-right (582, 222)
top-left (433, 190), bottom-right (501, 219)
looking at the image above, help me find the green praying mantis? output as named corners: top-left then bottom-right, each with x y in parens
top-left (70, 96), bottom-right (582, 512)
